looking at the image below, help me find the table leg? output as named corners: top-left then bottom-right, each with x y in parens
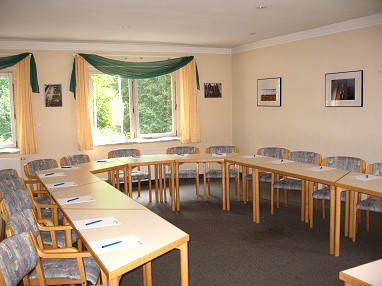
top-left (154, 165), bottom-right (159, 203)
top-left (348, 191), bottom-right (354, 239)
top-left (148, 165), bottom-right (152, 202)
top-left (124, 166), bottom-right (128, 196)
top-left (334, 186), bottom-right (343, 256)
top-left (203, 163), bottom-right (207, 201)
top-left (224, 162), bottom-right (229, 211)
top-left (308, 181), bottom-right (314, 228)
top-left (159, 165), bottom-right (163, 203)
top-left (242, 166), bottom-right (247, 204)
top-left (304, 180), bottom-right (309, 223)
top-left (176, 163), bottom-right (181, 211)
top-left (301, 179), bottom-right (305, 221)
top-left (128, 166), bottom-right (133, 198)
top-left (255, 169), bottom-right (260, 223)
top-left (143, 262), bottom-right (152, 286)
top-left (108, 276), bottom-right (121, 286)
top-left (177, 242), bottom-right (189, 286)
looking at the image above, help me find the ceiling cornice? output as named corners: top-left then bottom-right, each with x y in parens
top-left (232, 13), bottom-right (382, 54)
top-left (0, 40), bottom-right (232, 55)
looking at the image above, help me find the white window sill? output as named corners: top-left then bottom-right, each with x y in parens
top-left (0, 147), bottom-right (20, 154)
top-left (95, 136), bottom-right (180, 147)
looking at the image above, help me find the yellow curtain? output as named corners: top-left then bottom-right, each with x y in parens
top-left (180, 60), bottom-right (201, 143)
top-left (75, 56), bottom-right (93, 150)
top-left (15, 56), bottom-right (38, 155)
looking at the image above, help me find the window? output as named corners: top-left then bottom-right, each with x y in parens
top-left (90, 72), bottom-right (176, 145)
top-left (0, 72), bottom-right (16, 148)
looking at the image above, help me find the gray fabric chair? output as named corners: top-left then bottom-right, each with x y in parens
top-left (352, 163), bottom-right (382, 240)
top-left (205, 146), bottom-right (240, 200)
top-left (108, 148), bottom-right (150, 198)
top-left (311, 156), bottom-right (366, 227)
top-left (60, 154), bottom-right (90, 166)
top-left (244, 147), bottom-right (290, 204)
top-left (272, 151), bottom-right (322, 217)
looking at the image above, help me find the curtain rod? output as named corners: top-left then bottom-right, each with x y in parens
top-left (73, 54), bottom-right (179, 59)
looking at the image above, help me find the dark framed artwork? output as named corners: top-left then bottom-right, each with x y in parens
top-left (204, 83), bottom-right (222, 98)
top-left (325, 70), bottom-right (363, 107)
top-left (45, 84), bottom-right (63, 107)
top-left (257, 77), bottom-right (281, 106)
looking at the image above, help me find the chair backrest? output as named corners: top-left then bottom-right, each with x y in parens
top-left (257, 147), bottom-right (290, 159)
top-left (323, 156), bottom-right (366, 173)
top-left (5, 209), bottom-right (40, 238)
top-left (0, 232), bottom-right (38, 286)
top-left (367, 163), bottom-right (382, 176)
top-left (60, 154), bottom-right (90, 166)
top-left (24, 159), bottom-right (58, 179)
top-left (0, 178), bottom-right (33, 220)
top-left (288, 151), bottom-right (322, 165)
top-left (167, 146), bottom-right (200, 155)
top-left (206, 146), bottom-right (239, 154)
top-left (108, 148), bottom-right (141, 158)
top-left (0, 169), bottom-right (18, 180)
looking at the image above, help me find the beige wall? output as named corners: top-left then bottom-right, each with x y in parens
top-left (0, 49), bottom-right (232, 167)
top-left (232, 25), bottom-right (382, 164)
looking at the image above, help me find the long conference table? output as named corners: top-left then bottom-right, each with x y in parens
top-left (35, 151), bottom-right (382, 286)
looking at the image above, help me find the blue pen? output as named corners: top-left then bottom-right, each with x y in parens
top-left (61, 166), bottom-right (72, 169)
top-left (102, 240), bottom-right (122, 248)
top-left (177, 154), bottom-right (185, 156)
top-left (320, 166), bottom-right (323, 169)
top-left (253, 155), bottom-right (256, 157)
top-left (85, 219), bottom-right (102, 226)
top-left (54, 182), bottom-right (65, 187)
top-left (216, 153), bottom-right (223, 155)
top-left (132, 155), bottom-right (140, 158)
top-left (366, 175), bottom-right (369, 179)
top-left (97, 160), bottom-right (107, 162)
top-left (281, 159), bottom-right (284, 162)
top-left (67, 197), bottom-right (79, 202)
top-left (45, 172), bottom-right (54, 176)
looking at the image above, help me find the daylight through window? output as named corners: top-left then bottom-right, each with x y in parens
top-left (0, 72), bottom-right (16, 148)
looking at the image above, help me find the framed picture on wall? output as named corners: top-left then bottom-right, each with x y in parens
top-left (204, 83), bottom-right (222, 98)
top-left (257, 77), bottom-right (281, 106)
top-left (325, 70), bottom-right (363, 107)
top-left (45, 84), bottom-right (63, 107)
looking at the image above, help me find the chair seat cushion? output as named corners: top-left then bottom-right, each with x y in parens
top-left (29, 257), bottom-right (100, 285)
top-left (357, 196), bottom-right (382, 212)
top-left (119, 171), bottom-right (149, 181)
top-left (166, 170), bottom-right (197, 179)
top-left (41, 208), bottom-right (65, 223)
top-left (41, 230), bottom-right (79, 248)
top-left (205, 169), bottom-right (238, 179)
top-left (273, 178), bottom-right (301, 191)
top-left (245, 172), bottom-right (273, 182)
top-left (34, 196), bottom-right (51, 205)
top-left (312, 187), bottom-right (346, 201)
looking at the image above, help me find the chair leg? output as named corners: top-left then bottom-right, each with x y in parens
top-left (138, 180), bottom-right (141, 197)
top-left (276, 189), bottom-right (280, 209)
top-left (159, 167), bottom-right (163, 203)
top-left (271, 186), bottom-right (275, 215)
top-left (148, 166), bottom-right (152, 203)
top-left (235, 172), bottom-right (240, 201)
top-left (284, 190), bottom-right (288, 208)
top-left (345, 192), bottom-right (350, 237)
top-left (366, 211), bottom-right (370, 232)
top-left (163, 165), bottom-right (167, 203)
top-left (322, 200), bottom-right (326, 219)
top-left (208, 178), bottom-right (211, 195)
top-left (314, 198), bottom-right (319, 211)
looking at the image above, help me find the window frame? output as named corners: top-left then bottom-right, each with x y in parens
top-left (89, 71), bottom-right (178, 145)
top-left (0, 72), bottom-right (17, 149)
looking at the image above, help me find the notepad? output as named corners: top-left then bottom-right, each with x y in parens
top-left (349, 174), bottom-right (382, 182)
top-left (306, 166), bottom-right (336, 172)
top-left (73, 216), bottom-right (121, 230)
top-left (55, 166), bottom-right (81, 170)
top-left (212, 153), bottom-right (226, 157)
top-left (242, 155), bottom-right (264, 159)
top-left (89, 235), bottom-right (144, 254)
top-left (57, 195), bottom-right (95, 205)
top-left (45, 181), bottom-right (78, 189)
top-left (270, 159), bottom-right (293, 164)
top-left (175, 154), bottom-right (188, 157)
top-left (42, 172), bottom-right (66, 178)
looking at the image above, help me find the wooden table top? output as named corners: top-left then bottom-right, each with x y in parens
top-left (49, 181), bottom-right (146, 210)
top-left (76, 159), bottom-right (127, 173)
top-left (336, 172), bottom-right (382, 196)
top-left (116, 154), bottom-right (176, 165)
top-left (174, 153), bottom-right (239, 163)
top-left (63, 209), bottom-right (190, 278)
top-left (339, 259), bottom-right (382, 286)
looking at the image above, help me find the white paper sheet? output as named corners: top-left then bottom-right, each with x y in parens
top-left (73, 216), bottom-right (121, 230)
top-left (88, 235), bottom-right (145, 254)
top-left (57, 195), bottom-right (95, 205)
top-left (175, 154), bottom-right (188, 157)
top-left (242, 155), bottom-right (264, 158)
top-left (306, 166), bottom-right (336, 172)
top-left (41, 172), bottom-right (67, 178)
top-left (270, 159), bottom-right (293, 164)
top-left (45, 181), bottom-right (78, 189)
top-left (55, 166), bottom-right (81, 170)
top-left (212, 153), bottom-right (226, 157)
top-left (349, 174), bottom-right (382, 182)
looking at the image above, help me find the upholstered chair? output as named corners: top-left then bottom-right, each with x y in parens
top-left (60, 154), bottom-right (90, 166)
top-left (24, 159), bottom-right (58, 194)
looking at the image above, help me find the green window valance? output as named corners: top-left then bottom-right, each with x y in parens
top-left (70, 53), bottom-right (199, 98)
top-left (0, 52), bottom-right (39, 93)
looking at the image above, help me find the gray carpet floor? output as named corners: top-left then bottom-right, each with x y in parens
top-left (118, 178), bottom-right (382, 286)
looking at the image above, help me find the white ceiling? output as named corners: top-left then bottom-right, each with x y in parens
top-left (0, 0), bottom-right (382, 49)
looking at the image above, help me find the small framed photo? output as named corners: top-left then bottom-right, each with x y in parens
top-left (257, 77), bottom-right (281, 106)
top-left (204, 83), bottom-right (222, 98)
top-left (325, 70), bottom-right (363, 107)
top-left (45, 84), bottom-right (62, 107)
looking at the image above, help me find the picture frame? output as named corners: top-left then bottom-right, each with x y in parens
top-left (325, 70), bottom-right (363, 107)
top-left (257, 77), bottom-right (281, 106)
top-left (45, 84), bottom-right (63, 107)
top-left (204, 83), bottom-right (222, 98)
